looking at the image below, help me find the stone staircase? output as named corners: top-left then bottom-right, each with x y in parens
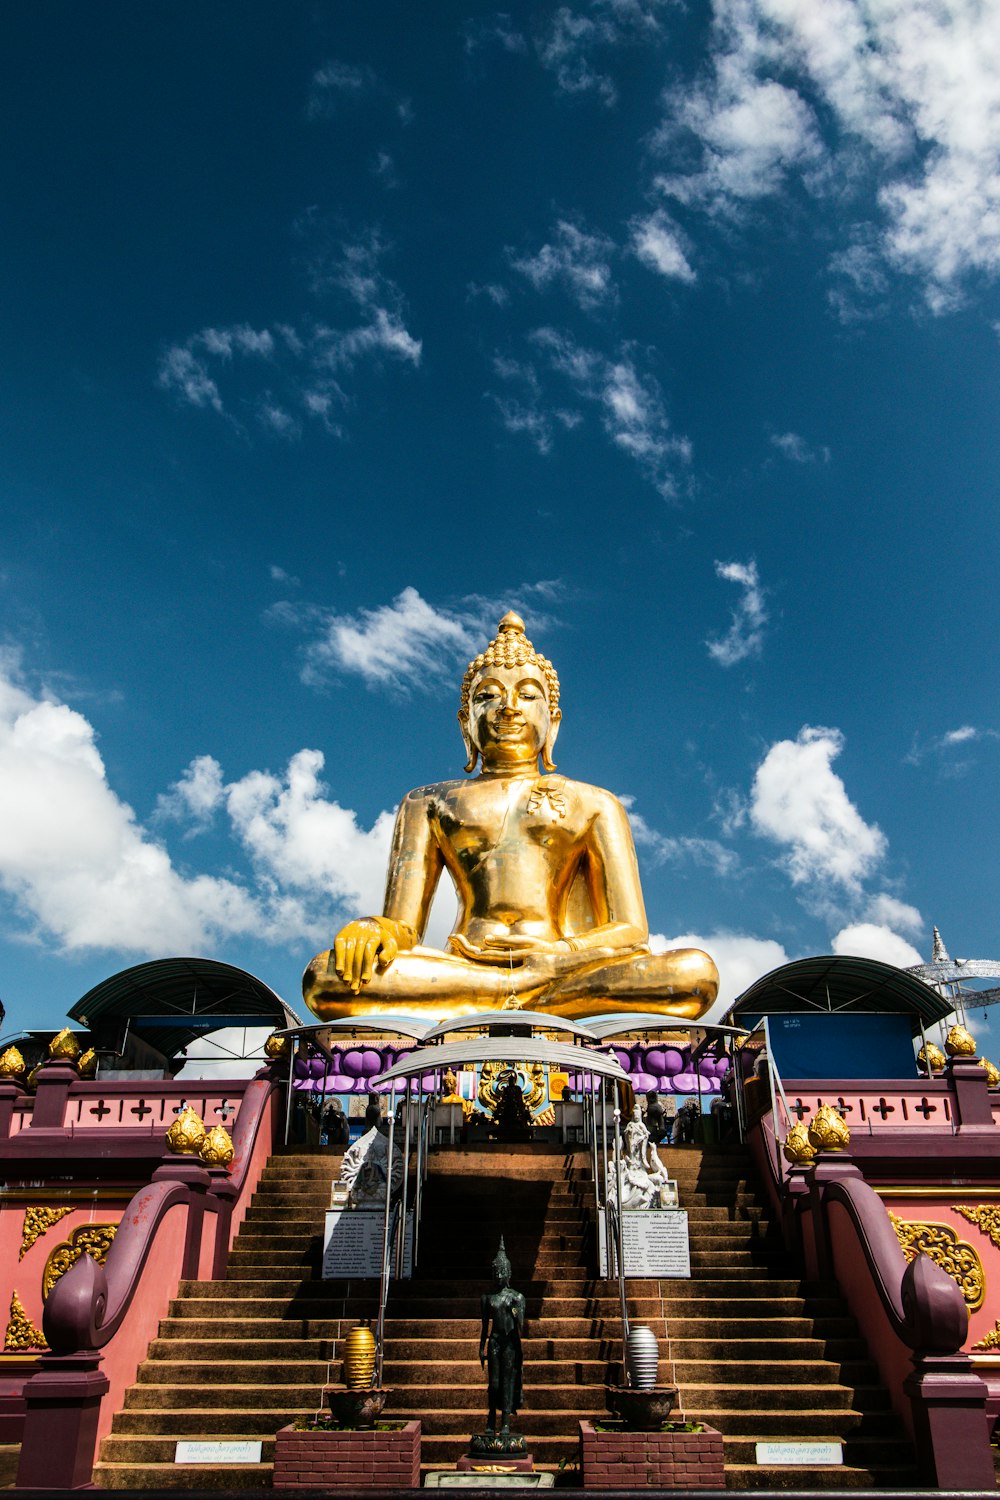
top-left (91, 1140), bottom-right (918, 1490)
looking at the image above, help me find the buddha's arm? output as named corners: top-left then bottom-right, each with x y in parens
top-left (332, 790), bottom-right (444, 991)
top-left (568, 793), bottom-right (648, 953)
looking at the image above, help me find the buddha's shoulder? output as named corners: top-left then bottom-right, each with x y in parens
top-left (401, 778), bottom-right (467, 805)
top-left (543, 776), bottom-right (628, 811)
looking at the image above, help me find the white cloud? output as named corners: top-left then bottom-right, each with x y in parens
top-left (529, 328), bottom-right (691, 498)
top-left (624, 799), bottom-right (739, 876)
top-left (657, 0), bottom-right (1000, 310)
top-left (299, 587), bottom-right (480, 692)
top-left (536, 1), bottom-right (671, 106)
top-left (509, 220), bottom-right (617, 311)
top-left (706, 559), bottom-right (768, 666)
top-left (770, 431), bottom-right (830, 464)
top-left (156, 754), bottom-right (225, 832)
top-left (830, 922), bottom-right (923, 968)
top-left (865, 893), bottom-right (923, 938)
top-left (630, 210), bottom-right (696, 282)
top-left (463, 14), bottom-right (528, 54)
top-left (750, 725), bottom-right (886, 892)
top-left (158, 231), bottom-right (420, 437)
top-left (651, 929), bottom-right (792, 1015)
top-left (905, 723), bottom-right (999, 767)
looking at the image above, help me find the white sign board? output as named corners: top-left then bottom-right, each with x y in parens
top-left (175, 1441), bottom-right (262, 1464)
top-left (756, 1442), bottom-right (843, 1466)
top-left (598, 1210), bottom-right (690, 1277)
top-left (323, 1207), bottom-right (413, 1279)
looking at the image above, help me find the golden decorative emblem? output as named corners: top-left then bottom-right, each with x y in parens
top-left (342, 1321), bottom-right (377, 1389)
top-left (945, 1024), bottom-right (977, 1058)
top-left (981, 1059), bottom-right (1000, 1088)
top-left (477, 1059), bottom-right (547, 1116)
top-left (917, 1042), bottom-right (946, 1073)
top-left (77, 1048), bottom-right (98, 1079)
top-left (972, 1321), bottom-right (1000, 1352)
top-left (199, 1124), bottom-right (235, 1168)
top-left (263, 1032), bottom-right (290, 1061)
top-left (3, 1290), bottom-right (45, 1351)
top-left (527, 780), bottom-right (567, 818)
top-left (0, 1046), bottom-right (26, 1081)
top-left (47, 1027), bottom-right (81, 1063)
top-left (19, 1206), bottom-right (73, 1260)
top-left (806, 1104), bottom-right (850, 1153)
top-left (782, 1122), bottom-right (816, 1165)
top-left (42, 1223), bottom-right (118, 1301)
top-left (888, 1213), bottom-right (984, 1311)
top-left (165, 1106), bottom-right (207, 1155)
top-left (954, 1204), bottom-right (1000, 1252)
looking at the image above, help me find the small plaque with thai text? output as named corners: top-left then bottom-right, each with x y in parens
top-left (175, 1440), bottom-right (262, 1464)
top-left (755, 1442), bottom-right (843, 1466)
top-left (598, 1209), bottom-right (690, 1277)
top-left (322, 1207), bottom-right (413, 1279)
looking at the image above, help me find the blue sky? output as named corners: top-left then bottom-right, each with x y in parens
top-left (0, 0), bottom-right (998, 1045)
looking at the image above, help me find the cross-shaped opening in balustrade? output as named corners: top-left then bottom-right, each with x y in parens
top-left (791, 1099), bottom-right (810, 1120)
top-left (129, 1099), bottom-right (153, 1120)
top-left (914, 1098), bottom-right (938, 1119)
top-left (87, 1100), bottom-right (111, 1120)
top-left (213, 1099), bottom-right (234, 1121)
top-left (872, 1098), bottom-right (895, 1120)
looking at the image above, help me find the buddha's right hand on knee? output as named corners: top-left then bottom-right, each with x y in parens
top-left (329, 917), bottom-right (417, 992)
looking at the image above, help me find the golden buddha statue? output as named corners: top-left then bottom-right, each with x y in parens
top-left (302, 612), bottom-right (718, 1024)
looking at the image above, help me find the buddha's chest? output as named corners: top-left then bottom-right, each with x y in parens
top-left (434, 779), bottom-right (583, 863)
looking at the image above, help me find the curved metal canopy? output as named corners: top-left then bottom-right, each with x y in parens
top-left (420, 1010), bottom-right (599, 1043)
top-left (273, 1015), bottom-right (432, 1043)
top-left (69, 958), bottom-right (301, 1062)
top-left (724, 955), bottom-right (952, 1034)
top-left (374, 1036), bottom-right (628, 1086)
top-left (586, 1015), bottom-right (749, 1041)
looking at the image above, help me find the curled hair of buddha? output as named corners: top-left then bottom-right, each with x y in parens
top-left (491, 1235), bottom-right (512, 1283)
top-left (459, 611), bottom-right (561, 773)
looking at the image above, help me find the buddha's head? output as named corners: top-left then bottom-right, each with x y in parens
top-left (459, 612), bottom-right (561, 774)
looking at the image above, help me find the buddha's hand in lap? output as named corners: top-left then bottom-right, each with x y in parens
top-left (329, 917), bottom-right (414, 993)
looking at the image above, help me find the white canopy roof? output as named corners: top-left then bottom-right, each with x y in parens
top-left (374, 1036), bottom-right (628, 1086)
top-left (420, 1010), bottom-right (599, 1043)
top-left (273, 1015), bottom-right (432, 1043)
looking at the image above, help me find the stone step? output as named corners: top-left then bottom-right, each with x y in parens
top-left (677, 1382), bottom-right (892, 1414)
top-left (94, 1460), bottom-right (272, 1491)
top-left (147, 1334), bottom-right (621, 1362)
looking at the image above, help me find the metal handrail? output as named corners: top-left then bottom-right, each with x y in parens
top-left (609, 1104), bottom-right (630, 1351)
top-left (375, 1199), bottom-right (401, 1388)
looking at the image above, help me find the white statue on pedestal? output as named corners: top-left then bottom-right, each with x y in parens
top-left (609, 1104), bottom-right (674, 1211)
top-left (337, 1123), bottom-right (404, 1208)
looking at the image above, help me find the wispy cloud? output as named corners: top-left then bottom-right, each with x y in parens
top-left (520, 328), bottom-right (691, 497)
top-left (157, 229), bottom-right (420, 438)
top-left (462, 13), bottom-right (528, 55)
top-left (905, 723), bottom-right (1000, 772)
top-left (281, 583), bottom-right (567, 694)
top-left (622, 797), bottom-right (739, 877)
top-left (629, 210), bottom-right (696, 283)
top-left (769, 431), bottom-right (830, 464)
top-left (706, 559), bottom-right (767, 666)
top-left (508, 219), bottom-right (618, 311)
top-left (655, 0), bottom-right (1000, 312)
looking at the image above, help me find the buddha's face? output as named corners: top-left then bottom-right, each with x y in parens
top-left (468, 663), bottom-right (557, 769)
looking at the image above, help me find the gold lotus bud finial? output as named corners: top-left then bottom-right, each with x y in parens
top-left (25, 1065), bottom-right (40, 1092)
top-left (199, 1124), bottom-right (235, 1168)
top-left (165, 1106), bottom-right (207, 1156)
top-left (807, 1103), bottom-right (851, 1153)
top-left (459, 611), bottom-right (561, 773)
top-left (264, 1032), bottom-right (291, 1061)
top-left (945, 1024), bottom-right (977, 1058)
top-left (77, 1048), bottom-right (98, 1079)
top-left (47, 1027), bottom-right (81, 1063)
top-left (782, 1122), bottom-right (817, 1166)
top-left (918, 1042), bottom-right (947, 1073)
top-left (981, 1059), bottom-right (1000, 1088)
top-left (0, 1046), bottom-right (26, 1081)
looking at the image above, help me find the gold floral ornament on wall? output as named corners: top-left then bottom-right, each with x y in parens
top-left (945, 1024), bottom-right (977, 1058)
top-left (19, 1206), bottom-right (73, 1260)
top-left (3, 1290), bottom-right (45, 1351)
top-left (264, 1032), bottom-right (290, 1061)
top-left (0, 1046), bottom-right (26, 1081)
top-left (888, 1213), bottom-right (984, 1311)
top-left (42, 1224), bottom-right (118, 1301)
top-left (917, 1042), bottom-right (946, 1073)
top-left (47, 1027), bottom-right (81, 1063)
top-left (954, 1204), bottom-right (1000, 1252)
top-left (782, 1122), bottom-right (816, 1165)
top-left (806, 1104), bottom-right (850, 1153)
top-left (199, 1124), bottom-right (234, 1167)
top-left (972, 1322), bottom-right (1000, 1352)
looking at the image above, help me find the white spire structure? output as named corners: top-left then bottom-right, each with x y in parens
top-left (908, 928), bottom-right (1000, 1029)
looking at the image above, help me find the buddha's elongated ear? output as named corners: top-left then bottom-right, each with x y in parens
top-left (541, 708), bottom-right (562, 772)
top-left (459, 712), bottom-right (478, 774)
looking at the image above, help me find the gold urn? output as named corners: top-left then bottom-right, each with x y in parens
top-left (165, 1106), bottom-right (207, 1156)
top-left (77, 1048), bottom-right (98, 1079)
top-left (47, 1027), bottom-right (81, 1063)
top-left (807, 1104), bottom-right (850, 1153)
top-left (199, 1124), bottom-right (235, 1168)
top-left (982, 1059), bottom-right (1000, 1089)
top-left (782, 1122), bottom-right (817, 1166)
top-left (342, 1321), bottom-right (377, 1390)
top-left (264, 1033), bottom-right (291, 1062)
top-left (917, 1042), bottom-right (947, 1073)
top-left (0, 1046), bottom-right (26, 1081)
top-left (945, 1024), bottom-right (977, 1058)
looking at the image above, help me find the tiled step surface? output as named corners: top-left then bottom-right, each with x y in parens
top-left (92, 1139), bottom-right (917, 1490)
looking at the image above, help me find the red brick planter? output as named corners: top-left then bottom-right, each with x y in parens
top-left (580, 1418), bottom-right (725, 1489)
top-left (273, 1420), bottom-right (421, 1489)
